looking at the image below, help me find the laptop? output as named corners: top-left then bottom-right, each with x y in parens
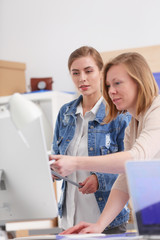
top-left (124, 160), bottom-right (160, 240)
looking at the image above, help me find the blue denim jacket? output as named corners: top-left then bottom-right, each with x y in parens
top-left (52, 95), bottom-right (131, 230)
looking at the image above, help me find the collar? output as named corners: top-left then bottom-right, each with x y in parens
top-left (76, 96), bottom-right (103, 116)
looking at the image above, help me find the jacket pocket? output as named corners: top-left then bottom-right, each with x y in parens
top-left (100, 144), bottom-right (118, 155)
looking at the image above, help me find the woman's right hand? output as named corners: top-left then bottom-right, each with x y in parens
top-left (50, 154), bottom-right (78, 177)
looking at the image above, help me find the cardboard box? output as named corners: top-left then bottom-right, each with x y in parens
top-left (0, 60), bottom-right (26, 96)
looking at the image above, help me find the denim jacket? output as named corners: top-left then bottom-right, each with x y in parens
top-left (52, 95), bottom-right (131, 230)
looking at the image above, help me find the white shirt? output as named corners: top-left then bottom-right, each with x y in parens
top-left (60, 97), bottom-right (103, 230)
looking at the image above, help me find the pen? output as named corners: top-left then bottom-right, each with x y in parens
top-left (51, 170), bottom-right (81, 188)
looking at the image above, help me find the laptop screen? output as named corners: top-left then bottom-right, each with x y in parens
top-left (126, 160), bottom-right (160, 235)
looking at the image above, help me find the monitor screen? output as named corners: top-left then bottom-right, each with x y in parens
top-left (0, 94), bottom-right (57, 227)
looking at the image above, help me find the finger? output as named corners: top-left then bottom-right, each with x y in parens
top-left (60, 225), bottom-right (83, 235)
top-left (80, 227), bottom-right (92, 234)
top-left (79, 224), bottom-right (97, 234)
top-left (81, 178), bottom-right (88, 186)
top-left (52, 155), bottom-right (62, 161)
top-left (79, 178), bottom-right (91, 192)
top-left (80, 182), bottom-right (92, 194)
top-left (79, 186), bottom-right (89, 194)
top-left (79, 182), bottom-right (84, 187)
top-left (52, 162), bottom-right (61, 171)
top-left (50, 165), bottom-right (59, 172)
top-left (70, 222), bottom-right (92, 234)
top-left (49, 154), bottom-right (60, 161)
top-left (69, 222), bottom-right (90, 234)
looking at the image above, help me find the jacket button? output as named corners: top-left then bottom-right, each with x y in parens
top-left (90, 125), bottom-right (94, 129)
top-left (90, 147), bottom-right (94, 151)
top-left (66, 139), bottom-right (70, 142)
top-left (98, 197), bottom-right (103, 201)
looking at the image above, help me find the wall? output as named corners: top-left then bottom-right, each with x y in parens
top-left (101, 45), bottom-right (160, 72)
top-left (0, 0), bottom-right (160, 93)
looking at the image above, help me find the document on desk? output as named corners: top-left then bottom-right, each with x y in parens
top-left (56, 234), bottom-right (106, 239)
top-left (14, 235), bottom-right (56, 240)
top-left (14, 234), bottom-right (106, 240)
top-left (56, 233), bottom-right (143, 240)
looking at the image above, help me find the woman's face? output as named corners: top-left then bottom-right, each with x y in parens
top-left (106, 64), bottom-right (138, 115)
top-left (70, 56), bottom-right (102, 97)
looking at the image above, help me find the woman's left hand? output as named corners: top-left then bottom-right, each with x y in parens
top-left (59, 221), bottom-right (102, 234)
top-left (79, 174), bottom-right (99, 194)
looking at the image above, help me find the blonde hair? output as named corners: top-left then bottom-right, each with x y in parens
top-left (68, 46), bottom-right (103, 71)
top-left (103, 52), bottom-right (159, 123)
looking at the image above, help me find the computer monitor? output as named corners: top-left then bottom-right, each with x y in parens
top-left (0, 93), bottom-right (57, 228)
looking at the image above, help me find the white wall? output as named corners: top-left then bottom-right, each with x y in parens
top-left (1, 0), bottom-right (160, 93)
